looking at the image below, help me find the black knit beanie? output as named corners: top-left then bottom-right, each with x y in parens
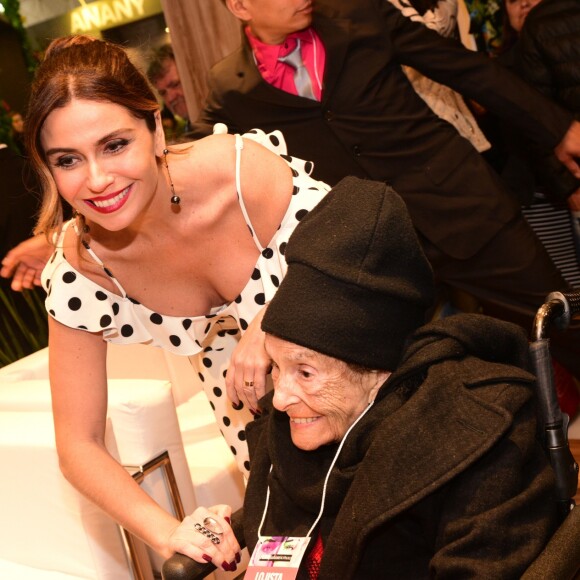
top-left (262, 176), bottom-right (434, 370)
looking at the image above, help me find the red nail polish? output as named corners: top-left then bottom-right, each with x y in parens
top-left (225, 516), bottom-right (231, 524)
top-left (230, 560), bottom-right (237, 571)
top-left (222, 561), bottom-right (231, 572)
top-left (235, 552), bottom-right (241, 563)
top-left (202, 554), bottom-right (212, 563)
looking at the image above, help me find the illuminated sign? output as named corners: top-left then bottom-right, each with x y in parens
top-left (70, 0), bottom-right (152, 34)
top-left (26, 0), bottom-right (163, 50)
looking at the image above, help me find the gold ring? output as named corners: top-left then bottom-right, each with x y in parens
top-left (244, 380), bottom-right (254, 387)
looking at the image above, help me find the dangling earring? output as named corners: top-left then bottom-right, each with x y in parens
top-left (163, 148), bottom-right (181, 205)
top-left (73, 209), bottom-right (90, 234)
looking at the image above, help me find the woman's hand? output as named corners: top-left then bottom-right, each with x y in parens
top-left (226, 306), bottom-right (271, 413)
top-left (168, 505), bottom-right (241, 573)
top-left (1, 234), bottom-right (52, 291)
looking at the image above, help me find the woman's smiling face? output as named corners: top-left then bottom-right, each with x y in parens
top-left (266, 334), bottom-right (389, 450)
top-left (41, 98), bottom-right (164, 231)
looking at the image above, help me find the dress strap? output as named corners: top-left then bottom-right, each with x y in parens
top-left (71, 218), bottom-right (127, 297)
top-left (234, 134), bottom-right (264, 252)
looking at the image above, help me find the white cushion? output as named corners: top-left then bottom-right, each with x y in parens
top-left (0, 412), bottom-right (131, 579)
top-left (0, 347), bottom-right (49, 382)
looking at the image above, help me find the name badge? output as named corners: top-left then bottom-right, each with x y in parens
top-left (245, 535), bottom-right (311, 580)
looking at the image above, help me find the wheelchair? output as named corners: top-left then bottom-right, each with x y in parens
top-left (162, 291), bottom-right (580, 580)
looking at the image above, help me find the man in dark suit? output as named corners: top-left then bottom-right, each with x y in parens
top-left (192, 0), bottom-right (580, 377)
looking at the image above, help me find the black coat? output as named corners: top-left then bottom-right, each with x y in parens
top-left (194, 0), bottom-right (573, 259)
top-left (245, 314), bottom-right (558, 579)
top-left (513, 0), bottom-right (580, 200)
top-left (518, 0), bottom-right (580, 112)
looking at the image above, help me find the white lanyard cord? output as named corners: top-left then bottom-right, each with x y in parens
top-left (257, 399), bottom-right (375, 539)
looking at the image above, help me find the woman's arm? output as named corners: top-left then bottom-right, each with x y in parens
top-left (48, 318), bottom-right (241, 566)
top-left (49, 317), bottom-right (180, 557)
top-left (220, 138), bottom-right (294, 410)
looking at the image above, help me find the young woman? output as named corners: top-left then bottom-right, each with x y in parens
top-left (21, 34), bottom-right (329, 564)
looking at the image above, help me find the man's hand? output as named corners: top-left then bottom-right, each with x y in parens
top-left (1, 234), bottom-right (52, 291)
top-left (555, 120), bottom-right (580, 179)
top-left (568, 187), bottom-right (580, 212)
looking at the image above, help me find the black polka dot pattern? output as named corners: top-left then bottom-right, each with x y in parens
top-left (121, 325), bottom-right (134, 337)
top-left (150, 313), bottom-right (163, 325)
top-left (40, 128), bottom-right (331, 478)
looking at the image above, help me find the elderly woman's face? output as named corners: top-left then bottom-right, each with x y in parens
top-left (265, 335), bottom-right (389, 451)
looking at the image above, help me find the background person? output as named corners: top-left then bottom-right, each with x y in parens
top-left (516, 0), bottom-right (580, 252)
top-left (11, 34), bottom-right (331, 567)
top-left (147, 43), bottom-right (192, 139)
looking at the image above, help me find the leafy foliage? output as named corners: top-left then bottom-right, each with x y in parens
top-left (0, 0), bottom-right (37, 73)
top-left (0, 286), bottom-right (48, 367)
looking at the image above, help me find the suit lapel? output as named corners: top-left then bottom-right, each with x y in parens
top-left (312, 8), bottom-right (351, 104)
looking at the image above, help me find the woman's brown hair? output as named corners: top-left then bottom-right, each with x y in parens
top-left (26, 35), bottom-right (160, 239)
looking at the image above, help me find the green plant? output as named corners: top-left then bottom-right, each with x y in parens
top-left (0, 99), bottom-right (19, 152)
top-left (0, 0), bottom-right (37, 74)
top-left (0, 285), bottom-right (48, 367)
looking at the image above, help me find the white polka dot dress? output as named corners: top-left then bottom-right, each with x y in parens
top-left (41, 129), bottom-right (331, 477)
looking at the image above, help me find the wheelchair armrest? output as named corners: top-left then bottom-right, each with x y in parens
top-left (162, 509), bottom-right (246, 580)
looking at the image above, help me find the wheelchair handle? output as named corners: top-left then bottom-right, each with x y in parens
top-left (532, 291), bottom-right (580, 341)
top-left (529, 290), bottom-right (580, 522)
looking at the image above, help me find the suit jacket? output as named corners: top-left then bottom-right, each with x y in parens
top-left (194, 0), bottom-right (574, 259)
top-left (244, 314), bottom-right (558, 579)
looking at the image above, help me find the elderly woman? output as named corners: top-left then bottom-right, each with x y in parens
top-left (175, 176), bottom-right (558, 577)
